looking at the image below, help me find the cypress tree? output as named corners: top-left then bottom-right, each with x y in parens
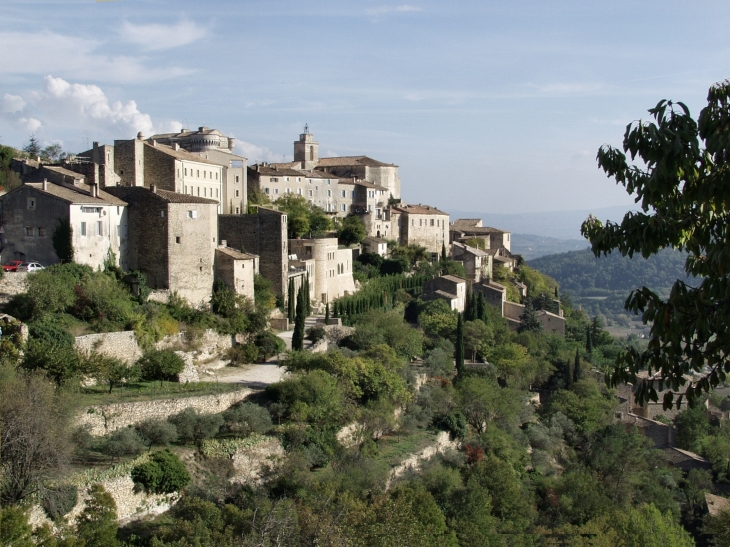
top-left (477, 292), bottom-right (486, 322)
top-left (586, 325), bottom-right (593, 353)
top-left (441, 242), bottom-right (447, 262)
top-left (573, 348), bottom-right (581, 384)
top-left (464, 286), bottom-right (473, 320)
top-left (455, 313), bottom-right (465, 378)
top-left (292, 289), bottom-right (305, 351)
top-left (325, 302), bottom-right (330, 324)
top-left (287, 279), bottom-right (295, 323)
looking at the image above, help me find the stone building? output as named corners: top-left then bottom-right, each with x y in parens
top-left (422, 275), bottom-right (467, 312)
top-left (361, 236), bottom-right (388, 257)
top-left (288, 237), bottom-right (356, 304)
top-left (76, 142), bottom-right (121, 187)
top-left (114, 134), bottom-right (225, 212)
top-left (473, 279), bottom-right (507, 315)
top-left (148, 127), bottom-right (246, 216)
top-left (392, 204), bottom-right (449, 255)
top-left (218, 207), bottom-right (289, 301)
top-left (106, 186), bottom-right (218, 306)
top-left (0, 179), bottom-right (127, 269)
top-left (450, 219), bottom-right (511, 253)
top-left (214, 244), bottom-right (259, 303)
top-left (452, 241), bottom-right (492, 282)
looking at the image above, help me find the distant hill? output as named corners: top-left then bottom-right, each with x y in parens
top-left (511, 233), bottom-right (588, 260)
top-left (528, 248), bottom-right (694, 322)
top-left (449, 205), bottom-right (632, 240)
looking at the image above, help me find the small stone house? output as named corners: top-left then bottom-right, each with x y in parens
top-left (450, 219), bottom-right (511, 253)
top-left (289, 237), bottom-right (357, 304)
top-left (422, 274), bottom-right (467, 312)
top-left (392, 204), bottom-right (449, 255)
top-left (452, 241), bottom-right (492, 282)
top-left (0, 179), bottom-right (127, 269)
top-left (361, 236), bottom-right (388, 257)
top-left (214, 243), bottom-right (259, 303)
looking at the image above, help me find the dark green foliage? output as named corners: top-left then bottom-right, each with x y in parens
top-left (433, 411), bottom-right (467, 439)
top-left (21, 339), bottom-right (88, 386)
top-left (131, 449), bottom-right (190, 494)
top-left (137, 419), bottom-right (178, 451)
top-left (227, 342), bottom-right (260, 365)
top-left (287, 278), bottom-right (295, 323)
top-left (255, 331), bottom-right (285, 361)
top-left (325, 302), bottom-right (330, 323)
top-left (138, 350), bottom-right (185, 386)
top-left (337, 215), bottom-right (367, 245)
top-left (22, 135), bottom-right (40, 156)
top-left (41, 484), bottom-right (78, 521)
top-left (27, 322), bottom-right (74, 347)
top-left (75, 484), bottom-right (119, 547)
top-left (380, 256), bottom-right (411, 275)
top-left (306, 325), bottom-right (326, 344)
top-left (455, 313), bottom-right (464, 377)
top-left (168, 408), bottom-right (223, 445)
top-left (223, 403), bottom-right (272, 435)
top-left (102, 427), bottom-right (145, 460)
top-left (518, 299), bottom-right (542, 333)
top-left (51, 219), bottom-right (74, 264)
top-left (675, 404), bottom-right (711, 452)
top-left (573, 348), bottom-right (581, 383)
top-left (0, 505), bottom-right (34, 547)
top-left (292, 288), bottom-right (305, 351)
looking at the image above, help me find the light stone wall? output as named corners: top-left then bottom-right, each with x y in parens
top-left (75, 331), bottom-right (143, 364)
top-left (77, 387), bottom-right (254, 436)
top-left (0, 271), bottom-right (27, 304)
top-left (231, 438), bottom-right (285, 485)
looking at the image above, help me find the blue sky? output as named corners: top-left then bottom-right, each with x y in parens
top-left (2, 0), bottom-right (729, 214)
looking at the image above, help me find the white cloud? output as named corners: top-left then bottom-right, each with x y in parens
top-left (235, 141), bottom-right (290, 164)
top-left (3, 76), bottom-right (180, 141)
top-left (367, 5), bottom-right (422, 15)
top-left (120, 19), bottom-right (208, 51)
top-left (3, 93), bottom-right (25, 113)
top-left (0, 31), bottom-right (193, 84)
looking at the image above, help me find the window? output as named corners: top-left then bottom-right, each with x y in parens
top-left (159, 210), bottom-right (165, 218)
top-left (430, 219), bottom-right (434, 226)
top-left (419, 219), bottom-right (423, 226)
top-left (187, 210), bottom-right (198, 219)
top-left (327, 190), bottom-right (331, 197)
top-left (274, 188), bottom-right (279, 195)
top-left (235, 175), bottom-right (240, 183)
top-left (196, 170), bottom-right (200, 177)
top-left (340, 190), bottom-right (346, 198)
top-left (235, 207), bottom-right (240, 214)
top-left (297, 177), bottom-right (301, 182)
top-left (216, 189), bottom-right (219, 198)
top-left (286, 188), bottom-right (291, 194)
top-left (25, 226), bottom-right (33, 236)
top-left (27, 198), bottom-right (35, 210)
top-left (185, 168), bottom-right (188, 176)
top-left (285, 177), bottom-right (289, 181)
top-left (197, 187), bottom-right (200, 196)
top-left (340, 204), bottom-right (346, 212)
top-left (326, 179), bottom-right (331, 185)
top-left (235, 190), bottom-right (240, 197)
top-left (97, 221), bottom-right (103, 236)
top-left (203, 171), bottom-right (206, 179)
top-left (308, 190), bottom-right (313, 197)
top-left (265, 188), bottom-right (270, 194)
top-left (80, 222), bottom-right (87, 236)
top-left (81, 207), bottom-right (102, 214)
top-left (176, 236), bottom-right (181, 244)
top-left (271, 177), bottom-right (278, 182)
top-left (297, 188), bottom-right (302, 195)
top-left (215, 172), bottom-right (218, 180)
top-left (351, 191), bottom-right (356, 198)
top-left (38, 227), bottom-right (45, 237)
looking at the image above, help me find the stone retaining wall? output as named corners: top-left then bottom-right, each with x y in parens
top-left (0, 271), bottom-right (27, 304)
top-left (231, 438), bottom-right (285, 485)
top-left (77, 388), bottom-right (254, 436)
top-left (75, 331), bottom-right (143, 364)
top-left (386, 431), bottom-right (458, 490)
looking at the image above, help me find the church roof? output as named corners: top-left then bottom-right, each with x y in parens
top-left (317, 156), bottom-right (397, 168)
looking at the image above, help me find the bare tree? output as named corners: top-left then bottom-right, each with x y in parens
top-left (0, 373), bottom-right (72, 504)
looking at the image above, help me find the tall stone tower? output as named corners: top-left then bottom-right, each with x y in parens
top-left (293, 124), bottom-right (319, 170)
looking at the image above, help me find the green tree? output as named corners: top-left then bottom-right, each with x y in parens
top-left (138, 350), bottom-right (185, 387)
top-left (51, 219), bottom-right (74, 264)
top-left (22, 135), bottom-right (40, 157)
top-left (463, 319), bottom-right (492, 362)
top-left (457, 377), bottom-right (520, 433)
top-left (0, 505), bottom-right (33, 547)
top-left (337, 215), bottom-right (367, 246)
top-left (675, 403), bottom-right (711, 452)
top-left (582, 80), bottom-right (730, 409)
top-left (454, 313), bottom-right (465, 377)
top-left (131, 449), bottom-right (190, 494)
top-left (519, 298), bottom-right (542, 333)
top-left (292, 288), bottom-right (306, 351)
top-left (75, 484), bottom-right (119, 547)
top-left (137, 419), bottom-right (178, 451)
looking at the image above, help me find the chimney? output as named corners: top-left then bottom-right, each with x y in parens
top-left (173, 143), bottom-right (180, 151)
top-left (90, 182), bottom-right (98, 198)
top-left (220, 239), bottom-right (227, 248)
top-left (36, 155), bottom-right (41, 163)
top-left (42, 178), bottom-right (48, 191)
top-left (150, 184), bottom-right (157, 194)
top-left (152, 140), bottom-right (157, 147)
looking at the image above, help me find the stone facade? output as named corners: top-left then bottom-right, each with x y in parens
top-left (452, 241), bottom-right (492, 282)
top-left (450, 219), bottom-right (511, 253)
top-left (361, 236), bottom-right (388, 256)
top-left (0, 180), bottom-right (127, 269)
top-left (75, 142), bottom-right (121, 187)
top-left (107, 186), bottom-right (218, 306)
top-left (75, 331), bottom-right (143, 364)
top-left (219, 207), bottom-right (289, 300)
top-left (392, 204), bottom-right (449, 254)
top-left (214, 245), bottom-right (259, 302)
top-left (473, 279), bottom-right (506, 316)
top-left (422, 275), bottom-right (467, 312)
top-left (288, 237), bottom-right (357, 304)
top-left (77, 387), bottom-right (254, 436)
top-left (537, 310), bottom-right (566, 335)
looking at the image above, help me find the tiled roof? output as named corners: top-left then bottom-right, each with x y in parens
top-left (705, 494), bottom-right (730, 517)
top-left (317, 156), bottom-right (397, 168)
top-left (392, 204), bottom-right (449, 216)
top-left (216, 247), bottom-right (258, 260)
top-left (452, 219), bottom-right (483, 228)
top-left (440, 274), bottom-right (466, 284)
top-left (145, 142), bottom-right (221, 166)
top-left (25, 182), bottom-right (127, 205)
top-left (43, 165), bottom-right (86, 179)
top-left (451, 226), bottom-right (507, 235)
top-left (106, 186), bottom-right (218, 205)
top-left (434, 290), bottom-right (457, 299)
top-left (252, 165), bottom-right (342, 180)
top-left (149, 128), bottom-right (224, 140)
top-left (453, 241), bottom-right (489, 257)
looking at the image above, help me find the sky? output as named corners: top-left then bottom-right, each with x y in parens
top-left (1, 0), bottom-right (729, 214)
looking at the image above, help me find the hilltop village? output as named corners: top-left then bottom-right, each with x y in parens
top-left (0, 125), bottom-right (564, 333)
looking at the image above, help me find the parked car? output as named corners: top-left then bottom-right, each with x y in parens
top-left (17, 262), bottom-right (45, 273)
top-left (2, 260), bottom-right (23, 272)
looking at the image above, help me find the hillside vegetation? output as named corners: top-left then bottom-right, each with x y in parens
top-left (528, 248), bottom-right (694, 324)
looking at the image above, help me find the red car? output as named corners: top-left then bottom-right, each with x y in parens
top-left (2, 260), bottom-right (23, 272)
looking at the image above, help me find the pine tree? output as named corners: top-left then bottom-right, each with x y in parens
top-left (292, 289), bottom-right (305, 351)
top-left (455, 313), bottom-right (465, 378)
top-left (325, 302), bottom-right (330, 324)
top-left (518, 299), bottom-right (542, 333)
top-left (76, 484), bottom-right (120, 547)
top-left (573, 348), bottom-right (581, 384)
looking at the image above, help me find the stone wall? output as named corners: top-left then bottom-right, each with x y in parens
top-left (386, 431), bottom-right (458, 489)
top-left (231, 438), bottom-right (285, 485)
top-left (77, 388), bottom-right (254, 436)
top-left (75, 331), bottom-right (143, 364)
top-left (0, 272), bottom-right (27, 304)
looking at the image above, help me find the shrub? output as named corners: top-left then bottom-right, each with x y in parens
top-left (27, 322), bottom-right (74, 347)
top-left (21, 339), bottom-right (88, 386)
top-left (223, 403), bottom-right (272, 435)
top-left (227, 343), bottom-right (259, 366)
top-left (255, 331), bottom-right (285, 361)
top-left (137, 419), bottom-right (178, 451)
top-left (41, 484), bottom-right (78, 521)
top-left (433, 411), bottom-right (468, 440)
top-left (306, 325), bottom-right (326, 344)
top-left (168, 408), bottom-right (223, 445)
top-left (131, 449), bottom-right (191, 494)
top-left (138, 350), bottom-right (186, 386)
top-left (102, 428), bottom-right (145, 460)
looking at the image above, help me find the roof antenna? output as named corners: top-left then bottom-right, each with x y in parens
top-left (304, 123), bottom-right (309, 134)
